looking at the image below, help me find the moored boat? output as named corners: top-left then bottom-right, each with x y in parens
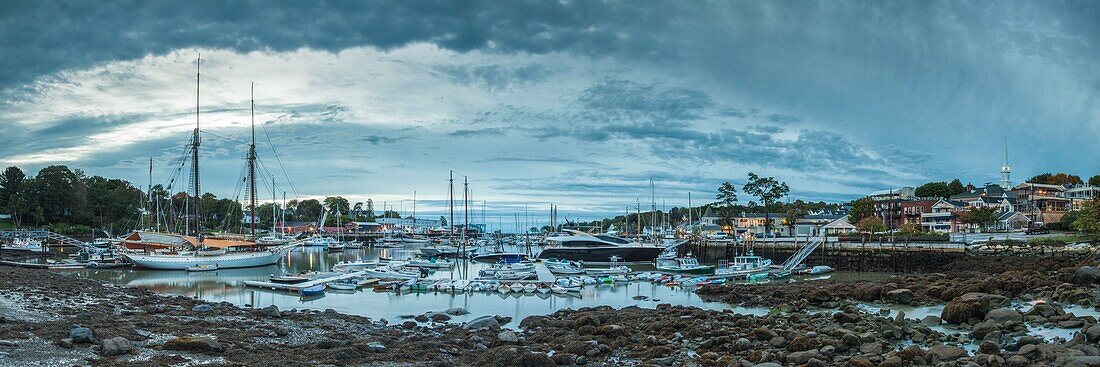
top-left (655, 253), bottom-right (714, 275)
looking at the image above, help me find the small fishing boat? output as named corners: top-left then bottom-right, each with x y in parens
top-left (655, 252), bottom-right (713, 275)
top-left (543, 258), bottom-right (586, 274)
top-left (405, 256), bottom-right (455, 269)
top-left (300, 284), bottom-right (326, 296)
top-left (508, 283), bottom-right (524, 293)
top-left (185, 264), bottom-right (218, 272)
top-left (523, 283), bottom-right (537, 293)
top-left (344, 241), bottom-right (364, 249)
top-left (536, 283), bottom-right (552, 294)
top-left (332, 260), bottom-right (380, 272)
top-left (1, 238), bottom-right (45, 252)
top-left (713, 251), bottom-right (772, 279)
top-left (497, 283), bottom-right (511, 294)
top-left (586, 265), bottom-right (630, 276)
top-left (326, 242), bottom-right (346, 252)
top-left (327, 282), bottom-right (357, 291)
top-left (770, 270), bottom-right (792, 279)
top-left (806, 265), bottom-right (834, 275)
top-left (270, 274), bottom-right (311, 284)
top-left (550, 284), bottom-right (567, 294)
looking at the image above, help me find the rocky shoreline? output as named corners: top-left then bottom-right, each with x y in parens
top-left (0, 255), bottom-right (1098, 366)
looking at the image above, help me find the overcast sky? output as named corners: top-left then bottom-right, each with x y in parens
top-left (2, 1), bottom-right (1098, 225)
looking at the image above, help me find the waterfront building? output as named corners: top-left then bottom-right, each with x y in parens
top-left (869, 187), bottom-right (915, 230)
top-left (792, 213), bottom-right (847, 236)
top-left (996, 211), bottom-right (1031, 230)
top-left (1066, 184), bottom-right (1100, 210)
top-left (821, 216), bottom-right (857, 235)
top-left (1011, 183), bottom-right (1070, 225)
top-left (901, 199), bottom-right (939, 227)
top-left (920, 199), bottom-right (965, 233)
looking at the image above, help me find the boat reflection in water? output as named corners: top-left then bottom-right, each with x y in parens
top-left (72, 245), bottom-right (745, 325)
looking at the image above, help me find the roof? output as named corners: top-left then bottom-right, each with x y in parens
top-left (997, 211), bottom-right (1030, 222)
top-left (1014, 182), bottom-right (1066, 191)
top-left (823, 216), bottom-right (855, 229)
top-left (701, 206), bottom-right (717, 218)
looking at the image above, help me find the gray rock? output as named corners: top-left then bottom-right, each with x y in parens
top-left (929, 344), bottom-right (968, 361)
top-left (260, 305), bottom-right (281, 317)
top-left (444, 307), bottom-right (469, 316)
top-left (752, 363), bottom-right (781, 367)
top-left (1062, 356), bottom-right (1100, 367)
top-left (786, 350), bottom-right (821, 365)
top-left (1071, 266), bottom-right (1100, 285)
top-left (734, 337), bottom-right (752, 351)
top-left (941, 292), bottom-right (1010, 324)
top-left (100, 337), bottom-right (131, 356)
top-left (921, 315), bottom-right (942, 325)
top-left (985, 308), bottom-right (1023, 323)
top-left (497, 330), bottom-right (519, 343)
top-left (1086, 324), bottom-right (1100, 343)
top-left (0, 340), bottom-right (16, 347)
top-left (430, 313), bottom-right (452, 322)
top-left (366, 341), bottom-right (386, 352)
top-left (274, 326), bottom-right (289, 336)
top-left (69, 325), bottom-right (93, 344)
top-left (1025, 303), bottom-right (1065, 318)
top-left (191, 304), bottom-right (213, 312)
top-left (1060, 320), bottom-right (1085, 328)
top-left (885, 288), bottom-right (915, 304)
top-left (1005, 355), bottom-right (1029, 367)
top-left (859, 342), bottom-right (883, 354)
top-left (464, 315), bottom-right (501, 330)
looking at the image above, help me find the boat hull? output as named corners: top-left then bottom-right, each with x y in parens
top-left (124, 249), bottom-right (286, 270)
top-left (656, 266), bottom-right (714, 275)
top-left (537, 246), bottom-right (666, 264)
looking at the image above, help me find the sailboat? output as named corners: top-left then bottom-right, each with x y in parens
top-left (123, 61), bottom-right (298, 270)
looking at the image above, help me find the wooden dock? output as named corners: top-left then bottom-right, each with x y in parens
top-left (534, 263), bottom-right (556, 283)
top-left (243, 270), bottom-right (368, 292)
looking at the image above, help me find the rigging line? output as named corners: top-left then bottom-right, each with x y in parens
top-left (199, 129), bottom-right (249, 145)
top-left (259, 121), bottom-right (300, 199)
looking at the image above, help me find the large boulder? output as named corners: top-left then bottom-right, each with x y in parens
top-left (928, 344), bottom-right (968, 361)
top-left (69, 325), bottom-right (93, 344)
top-left (1024, 303), bottom-right (1065, 318)
top-left (885, 289), bottom-right (915, 305)
top-left (941, 292), bottom-right (1009, 324)
top-left (100, 337), bottom-right (131, 356)
top-left (464, 315), bottom-right (501, 330)
top-left (1071, 266), bottom-right (1100, 285)
top-left (985, 308), bottom-right (1023, 323)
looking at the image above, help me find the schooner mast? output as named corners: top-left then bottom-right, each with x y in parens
top-left (248, 82), bottom-right (257, 239)
top-left (191, 55), bottom-right (203, 240)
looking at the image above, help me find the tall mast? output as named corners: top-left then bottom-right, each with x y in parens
top-left (412, 190), bottom-right (417, 228)
top-left (449, 170), bottom-right (454, 241)
top-left (191, 54), bottom-right (202, 239)
top-left (272, 177), bottom-right (277, 236)
top-left (248, 82), bottom-right (257, 238)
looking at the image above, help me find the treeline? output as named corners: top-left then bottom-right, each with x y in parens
top-left (0, 165), bottom-right (405, 236)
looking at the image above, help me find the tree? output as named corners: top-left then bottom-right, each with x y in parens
top-left (35, 165), bottom-right (87, 223)
top-left (323, 196), bottom-right (349, 215)
top-left (898, 222), bottom-right (922, 235)
top-left (0, 166), bottom-right (26, 211)
top-left (1029, 172), bottom-right (1083, 186)
top-left (365, 199), bottom-right (376, 221)
top-left (848, 197), bottom-right (874, 223)
top-left (715, 182), bottom-right (739, 234)
top-left (296, 199), bottom-right (322, 222)
top-left (947, 179), bottom-right (967, 195)
top-left (856, 217), bottom-right (886, 234)
top-left (742, 173), bottom-right (789, 235)
top-left (782, 206), bottom-right (805, 235)
top-left (1089, 175), bottom-right (1100, 187)
top-left (381, 210), bottom-right (400, 218)
top-left (1072, 198), bottom-right (1100, 234)
top-left (960, 207), bottom-right (996, 231)
top-left (915, 181), bottom-right (951, 198)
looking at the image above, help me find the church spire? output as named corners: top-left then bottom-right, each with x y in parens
top-left (1000, 135), bottom-right (1011, 189)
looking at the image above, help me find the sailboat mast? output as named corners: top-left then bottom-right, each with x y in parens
top-left (248, 82), bottom-right (257, 238)
top-left (191, 54), bottom-right (202, 239)
top-left (449, 170), bottom-right (454, 241)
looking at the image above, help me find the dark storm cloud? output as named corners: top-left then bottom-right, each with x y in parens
top-left (0, 0), bottom-right (681, 91)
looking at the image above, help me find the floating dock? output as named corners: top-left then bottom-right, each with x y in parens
top-left (244, 270), bottom-right (368, 293)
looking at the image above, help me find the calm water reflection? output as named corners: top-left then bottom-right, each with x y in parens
top-left (71, 246), bottom-right (779, 324)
